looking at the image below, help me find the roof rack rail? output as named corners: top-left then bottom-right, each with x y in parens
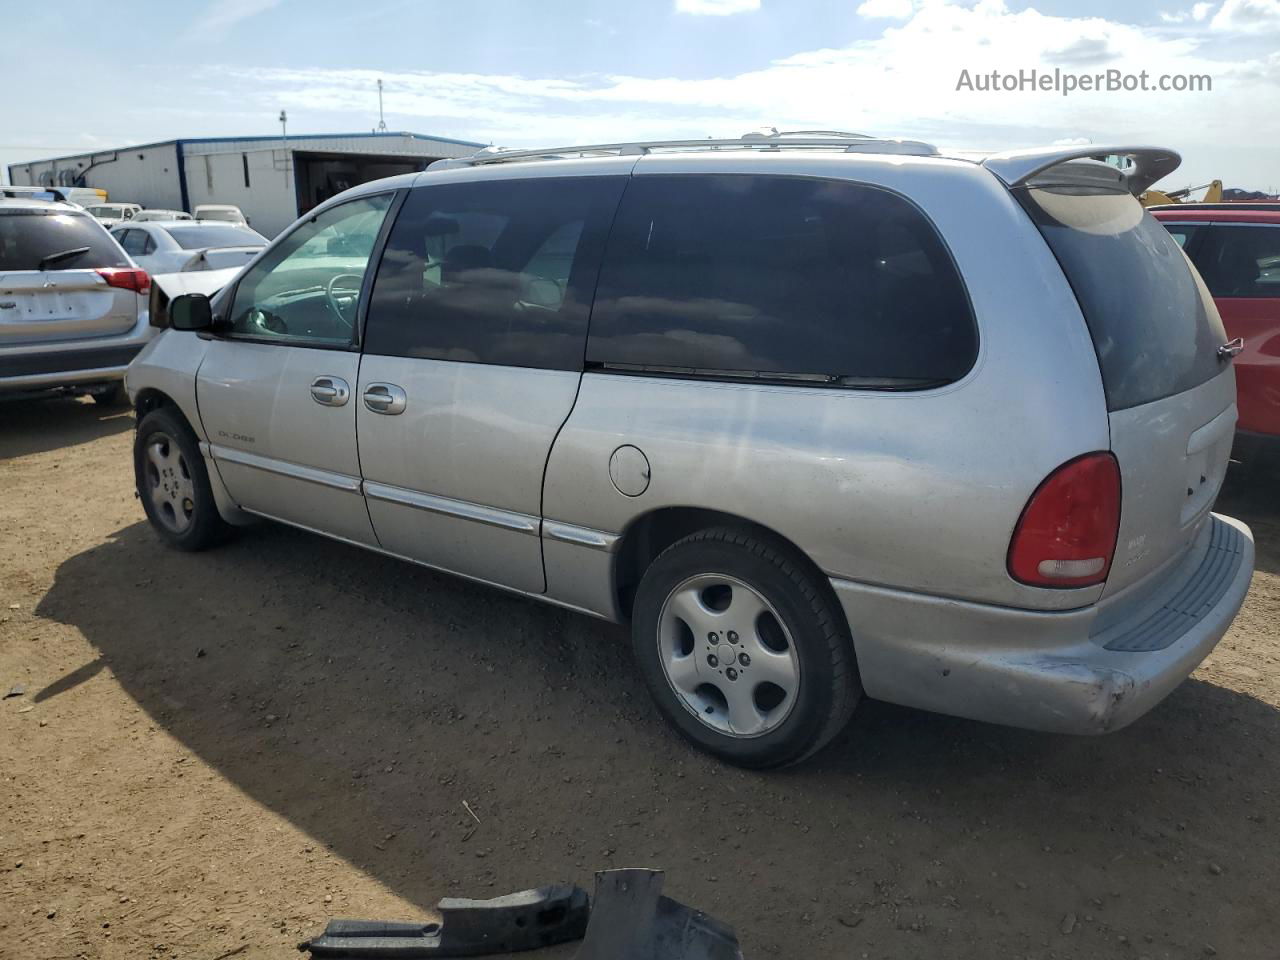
top-left (430, 128), bottom-right (938, 170)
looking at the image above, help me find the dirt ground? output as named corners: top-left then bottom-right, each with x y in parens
top-left (1, 396), bottom-right (1277, 960)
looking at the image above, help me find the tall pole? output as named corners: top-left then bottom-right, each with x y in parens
top-left (279, 110), bottom-right (288, 187)
top-left (377, 79), bottom-right (387, 132)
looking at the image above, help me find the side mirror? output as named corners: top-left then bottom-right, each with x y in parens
top-left (170, 293), bottom-right (214, 331)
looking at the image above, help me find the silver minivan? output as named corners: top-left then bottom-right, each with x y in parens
top-left (126, 133), bottom-right (1255, 767)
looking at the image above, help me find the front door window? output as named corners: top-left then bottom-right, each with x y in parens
top-left (227, 193), bottom-right (393, 347)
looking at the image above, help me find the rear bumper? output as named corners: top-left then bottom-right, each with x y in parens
top-left (1, 319), bottom-right (151, 394)
top-left (831, 513), bottom-right (1254, 734)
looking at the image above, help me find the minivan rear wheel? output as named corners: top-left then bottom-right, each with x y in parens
top-left (631, 527), bottom-right (861, 768)
top-left (134, 407), bottom-right (231, 551)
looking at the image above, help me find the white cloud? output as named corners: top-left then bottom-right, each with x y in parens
top-left (192, 0), bottom-right (284, 37)
top-left (1160, 2), bottom-right (1216, 21)
top-left (218, 0), bottom-right (1278, 188)
top-left (674, 0), bottom-right (760, 15)
top-left (1211, 0), bottom-right (1280, 29)
top-left (856, 0), bottom-right (913, 19)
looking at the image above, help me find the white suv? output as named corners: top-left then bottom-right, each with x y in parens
top-left (1, 199), bottom-right (152, 404)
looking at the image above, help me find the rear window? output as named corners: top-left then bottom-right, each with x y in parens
top-left (0, 210), bottom-right (127, 271)
top-left (198, 209), bottom-right (244, 222)
top-left (1020, 186), bottom-right (1226, 411)
top-left (165, 225), bottom-right (264, 249)
top-left (586, 174), bottom-right (977, 387)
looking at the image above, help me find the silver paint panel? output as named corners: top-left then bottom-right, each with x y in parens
top-left (196, 340), bottom-right (377, 546)
top-left (542, 538), bottom-right (621, 620)
top-left (129, 330), bottom-right (251, 526)
top-left (545, 156), bottom-right (1112, 612)
top-left (1104, 369), bottom-right (1237, 597)
top-left (356, 357), bottom-right (582, 594)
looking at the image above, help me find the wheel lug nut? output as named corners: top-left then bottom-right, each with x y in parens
top-left (725, 667), bottom-right (738, 681)
top-left (707, 632), bottom-right (717, 642)
top-left (707, 654), bottom-right (719, 668)
top-left (738, 652), bottom-right (750, 667)
top-left (727, 630), bottom-right (738, 643)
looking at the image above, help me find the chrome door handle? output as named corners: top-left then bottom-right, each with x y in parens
top-left (310, 376), bottom-right (350, 406)
top-left (362, 382), bottom-right (407, 415)
top-left (1217, 336), bottom-right (1244, 361)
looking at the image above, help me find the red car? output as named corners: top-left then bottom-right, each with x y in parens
top-left (1154, 205), bottom-right (1280, 456)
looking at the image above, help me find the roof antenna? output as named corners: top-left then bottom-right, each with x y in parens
top-left (377, 79), bottom-right (387, 133)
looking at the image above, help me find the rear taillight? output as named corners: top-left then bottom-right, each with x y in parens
top-left (1008, 452), bottom-right (1121, 588)
top-left (96, 268), bottom-right (150, 293)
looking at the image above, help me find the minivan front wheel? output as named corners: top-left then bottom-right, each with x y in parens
top-left (631, 527), bottom-right (861, 768)
top-left (134, 407), bottom-right (230, 551)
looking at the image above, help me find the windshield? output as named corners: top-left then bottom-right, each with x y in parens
top-left (164, 225), bottom-right (265, 250)
top-left (1018, 185), bottom-right (1226, 411)
top-left (0, 209), bottom-right (127, 271)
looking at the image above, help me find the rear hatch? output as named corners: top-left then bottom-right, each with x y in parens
top-left (0, 208), bottom-right (138, 346)
top-left (1019, 169), bottom-right (1236, 597)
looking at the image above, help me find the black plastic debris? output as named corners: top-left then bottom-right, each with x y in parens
top-left (298, 869), bottom-right (743, 959)
top-left (575, 869), bottom-right (742, 960)
top-left (299, 883), bottom-right (590, 957)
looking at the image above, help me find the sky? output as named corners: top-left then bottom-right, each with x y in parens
top-left (3, 0), bottom-right (1278, 191)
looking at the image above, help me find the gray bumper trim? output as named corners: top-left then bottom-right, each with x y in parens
top-left (1098, 517), bottom-right (1247, 652)
top-left (0, 364), bottom-right (129, 390)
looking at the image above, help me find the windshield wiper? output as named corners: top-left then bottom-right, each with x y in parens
top-left (37, 246), bottom-right (92, 270)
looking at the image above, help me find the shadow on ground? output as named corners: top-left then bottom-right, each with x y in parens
top-left (1219, 459), bottom-right (1280, 576)
top-left (0, 396), bottom-right (132, 460)
top-left (33, 492), bottom-right (1280, 957)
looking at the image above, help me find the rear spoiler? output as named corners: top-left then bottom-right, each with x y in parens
top-left (180, 246), bottom-right (261, 272)
top-left (982, 145), bottom-right (1181, 196)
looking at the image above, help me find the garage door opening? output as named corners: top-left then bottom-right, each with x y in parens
top-left (293, 151), bottom-right (433, 216)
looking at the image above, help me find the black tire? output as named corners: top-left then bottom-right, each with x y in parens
top-left (92, 383), bottom-right (128, 406)
top-left (134, 406), bottom-right (231, 551)
top-left (631, 526), bottom-right (861, 768)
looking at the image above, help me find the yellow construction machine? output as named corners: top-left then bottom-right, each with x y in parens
top-left (1141, 179), bottom-right (1223, 207)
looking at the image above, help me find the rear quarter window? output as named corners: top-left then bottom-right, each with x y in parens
top-left (586, 174), bottom-right (977, 387)
top-left (1019, 186), bottom-right (1226, 411)
top-left (0, 210), bottom-right (127, 271)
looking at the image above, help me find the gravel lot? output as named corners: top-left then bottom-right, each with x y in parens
top-left (2, 396), bottom-right (1278, 960)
